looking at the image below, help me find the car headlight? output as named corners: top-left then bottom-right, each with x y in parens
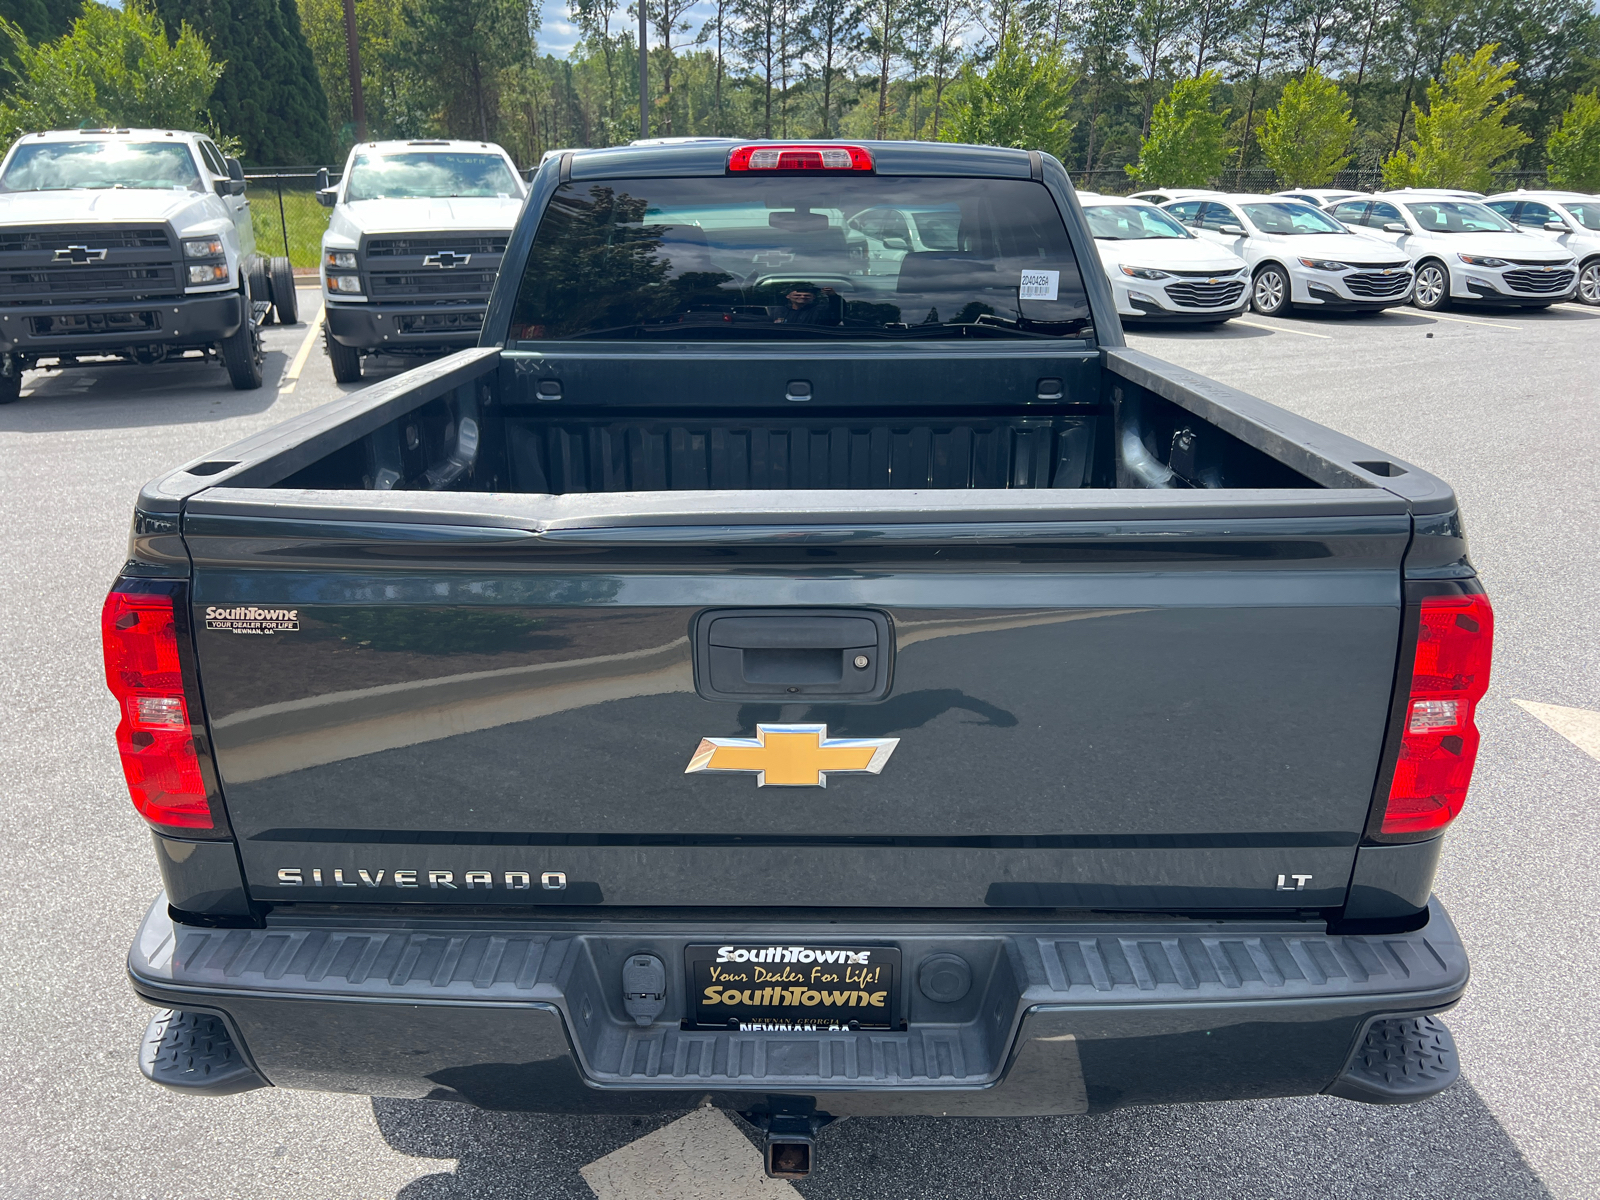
top-left (1457, 254), bottom-right (1509, 268)
top-left (186, 262), bottom-right (230, 285)
top-left (182, 237), bottom-right (226, 259)
top-left (327, 274), bottom-right (362, 294)
top-left (325, 251), bottom-right (358, 270)
top-left (1297, 258), bottom-right (1350, 271)
top-left (1120, 265), bottom-right (1172, 280)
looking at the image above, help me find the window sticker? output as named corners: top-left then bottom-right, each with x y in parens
top-left (1020, 269), bottom-right (1059, 300)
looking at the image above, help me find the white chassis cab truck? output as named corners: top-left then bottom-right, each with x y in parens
top-left (0, 128), bottom-right (298, 400)
top-left (316, 139), bottom-right (525, 383)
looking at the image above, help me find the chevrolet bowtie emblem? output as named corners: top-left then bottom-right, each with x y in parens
top-left (55, 245), bottom-right (107, 264)
top-left (685, 723), bottom-right (899, 787)
top-left (423, 251), bottom-right (471, 268)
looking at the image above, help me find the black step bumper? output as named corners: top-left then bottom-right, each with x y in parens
top-left (325, 301), bottom-right (485, 351)
top-left (127, 896), bottom-right (1468, 1115)
top-left (0, 293), bottom-right (242, 356)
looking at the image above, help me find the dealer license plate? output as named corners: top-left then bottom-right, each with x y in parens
top-left (686, 943), bottom-right (901, 1031)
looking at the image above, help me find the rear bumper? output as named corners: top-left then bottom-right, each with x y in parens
top-left (0, 293), bottom-right (242, 356)
top-left (325, 301), bottom-right (485, 351)
top-left (127, 896), bottom-right (1468, 1116)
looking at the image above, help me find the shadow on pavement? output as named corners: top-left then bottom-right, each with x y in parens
top-left (0, 350), bottom-right (292, 430)
top-left (1125, 320), bottom-right (1273, 340)
top-left (373, 1079), bottom-right (1553, 1200)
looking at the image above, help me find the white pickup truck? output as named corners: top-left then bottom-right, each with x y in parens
top-left (316, 139), bottom-right (525, 382)
top-left (0, 128), bottom-right (298, 399)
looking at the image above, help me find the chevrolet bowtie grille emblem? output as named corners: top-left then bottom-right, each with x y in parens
top-left (685, 723), bottom-right (899, 787)
top-left (423, 251), bottom-right (471, 268)
top-left (55, 245), bottom-right (107, 264)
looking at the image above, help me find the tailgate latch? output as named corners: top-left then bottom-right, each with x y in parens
top-left (622, 954), bottom-right (667, 1026)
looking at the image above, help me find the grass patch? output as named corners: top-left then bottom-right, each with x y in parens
top-left (248, 183), bottom-right (331, 269)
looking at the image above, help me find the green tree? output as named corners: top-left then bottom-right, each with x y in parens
top-left (1258, 68), bottom-right (1354, 185)
top-left (1546, 91), bottom-right (1600, 191)
top-left (0, 0), bottom-right (222, 140)
top-left (938, 29), bottom-right (1074, 158)
top-left (1382, 45), bottom-right (1531, 192)
top-left (399, 0), bottom-right (539, 143)
top-left (154, 0), bottom-right (332, 163)
top-left (1126, 70), bottom-right (1229, 187)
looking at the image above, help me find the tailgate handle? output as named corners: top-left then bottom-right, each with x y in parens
top-left (694, 609), bottom-right (893, 703)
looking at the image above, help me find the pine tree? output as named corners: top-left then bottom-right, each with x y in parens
top-left (154, 0), bottom-right (334, 163)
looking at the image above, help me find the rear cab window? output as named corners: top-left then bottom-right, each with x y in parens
top-left (509, 175), bottom-right (1092, 341)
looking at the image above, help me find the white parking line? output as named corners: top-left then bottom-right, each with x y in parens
top-left (1416, 312), bottom-right (1517, 331)
top-left (278, 297), bottom-right (326, 395)
top-left (580, 1106), bottom-right (799, 1199)
top-left (1514, 699), bottom-right (1600, 762)
top-left (1232, 318), bottom-right (1333, 339)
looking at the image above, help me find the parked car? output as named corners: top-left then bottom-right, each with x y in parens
top-left (0, 127), bottom-right (297, 400)
top-left (1383, 187), bottom-right (1486, 202)
top-left (1483, 190), bottom-right (1600, 306)
top-left (1126, 187), bottom-right (1219, 206)
top-left (1327, 192), bottom-right (1577, 310)
top-left (1162, 194), bottom-right (1414, 316)
top-left (317, 139), bottom-right (525, 382)
top-left (1077, 192), bottom-right (1249, 323)
top-left (115, 142), bottom-right (1483, 1180)
top-left (1273, 188), bottom-right (1366, 208)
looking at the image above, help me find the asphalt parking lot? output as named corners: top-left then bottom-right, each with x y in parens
top-left (0, 291), bottom-right (1595, 1199)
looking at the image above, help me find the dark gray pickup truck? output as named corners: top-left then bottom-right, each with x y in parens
top-left (109, 140), bottom-right (1491, 1178)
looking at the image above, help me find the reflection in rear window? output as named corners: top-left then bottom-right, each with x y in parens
top-left (509, 176), bottom-right (1092, 340)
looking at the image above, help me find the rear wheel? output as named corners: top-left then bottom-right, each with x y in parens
top-left (220, 307), bottom-right (263, 390)
top-left (269, 256), bottom-right (299, 325)
top-left (1251, 264), bottom-right (1290, 316)
top-left (1578, 259), bottom-right (1600, 306)
top-left (1412, 260), bottom-right (1449, 310)
top-left (247, 258), bottom-right (273, 325)
top-left (326, 330), bottom-right (362, 383)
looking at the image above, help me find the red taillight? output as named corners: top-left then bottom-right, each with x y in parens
top-left (101, 591), bottom-right (211, 830)
top-left (727, 144), bottom-right (874, 172)
top-left (1380, 593), bottom-right (1493, 836)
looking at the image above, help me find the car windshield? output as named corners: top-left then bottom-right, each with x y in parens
top-left (1239, 202), bottom-right (1347, 235)
top-left (1404, 201), bottom-right (1514, 233)
top-left (1557, 201), bottom-right (1599, 231)
top-left (0, 141), bottom-right (202, 192)
top-left (344, 152), bottom-right (521, 200)
top-left (1083, 204), bottom-right (1190, 240)
top-left (510, 175), bottom-right (1093, 341)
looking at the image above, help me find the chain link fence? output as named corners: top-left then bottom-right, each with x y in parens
top-left (245, 169), bottom-right (340, 272)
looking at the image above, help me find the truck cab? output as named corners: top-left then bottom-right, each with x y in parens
top-left (0, 127), bottom-right (299, 399)
top-left (316, 139), bottom-right (526, 382)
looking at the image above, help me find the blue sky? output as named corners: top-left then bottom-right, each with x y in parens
top-left (537, 0), bottom-right (723, 61)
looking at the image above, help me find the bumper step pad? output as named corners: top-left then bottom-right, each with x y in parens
top-left (1327, 1014), bottom-right (1458, 1104)
top-left (139, 1008), bottom-right (268, 1096)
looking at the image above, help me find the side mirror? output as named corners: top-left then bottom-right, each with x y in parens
top-left (228, 179), bottom-right (246, 196)
top-left (881, 237), bottom-right (909, 251)
top-left (317, 188), bottom-right (338, 208)
top-left (1219, 223), bottom-right (1246, 236)
top-left (213, 179), bottom-right (232, 198)
top-left (317, 167), bottom-right (330, 191)
top-left (226, 157), bottom-right (245, 182)
top-left (1383, 222), bottom-right (1409, 233)
top-left (1544, 220), bottom-right (1570, 232)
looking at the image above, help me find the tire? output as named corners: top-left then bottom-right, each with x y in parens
top-left (1578, 258), bottom-right (1600, 306)
top-left (0, 364), bottom-right (19, 405)
top-left (220, 309), bottom-right (263, 390)
top-left (247, 258), bottom-right (273, 325)
top-left (1251, 264), bottom-right (1290, 316)
top-left (326, 330), bottom-right (362, 383)
top-left (269, 256), bottom-right (299, 325)
top-left (1412, 260), bottom-right (1449, 310)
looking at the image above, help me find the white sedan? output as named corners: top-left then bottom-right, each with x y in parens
top-left (1126, 188), bottom-right (1220, 207)
top-left (1273, 188), bottom-right (1366, 208)
top-left (1162, 194), bottom-right (1414, 316)
top-left (1078, 193), bottom-right (1249, 323)
top-left (1327, 192), bottom-right (1577, 310)
top-left (1484, 190), bottom-right (1600, 306)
